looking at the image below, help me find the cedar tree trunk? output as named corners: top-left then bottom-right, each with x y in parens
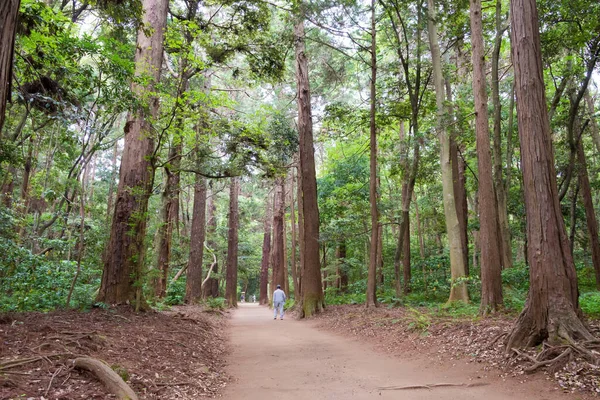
top-left (0, 0), bottom-right (19, 136)
top-left (506, 0), bottom-right (593, 348)
top-left (98, 0), bottom-right (169, 307)
top-left (366, 0), bottom-right (379, 308)
top-left (271, 178), bottom-right (285, 291)
top-left (203, 188), bottom-right (219, 297)
top-left (185, 173), bottom-right (207, 303)
top-left (470, 0), bottom-right (503, 312)
top-left (491, 0), bottom-right (513, 270)
top-left (259, 192), bottom-right (272, 305)
top-left (295, 17), bottom-right (324, 317)
top-left (225, 177), bottom-right (240, 307)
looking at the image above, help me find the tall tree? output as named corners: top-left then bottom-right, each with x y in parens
top-left (295, 15), bottom-right (324, 317)
top-left (366, 0), bottom-right (379, 308)
top-left (470, 0), bottom-right (503, 313)
top-left (271, 178), bottom-right (286, 292)
top-left (185, 173), bottom-right (207, 303)
top-left (203, 187), bottom-right (219, 298)
top-left (259, 192), bottom-right (272, 305)
top-left (491, 0), bottom-right (512, 270)
top-left (225, 177), bottom-right (240, 307)
top-left (98, 0), bottom-right (169, 307)
top-left (427, 0), bottom-right (468, 303)
top-left (506, 0), bottom-right (593, 348)
top-left (0, 0), bottom-right (19, 135)
top-left (381, 0), bottom-right (425, 297)
top-left (289, 169), bottom-right (299, 295)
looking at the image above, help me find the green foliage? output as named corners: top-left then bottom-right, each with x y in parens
top-left (325, 294), bottom-right (366, 305)
top-left (404, 307), bottom-right (432, 334)
top-left (205, 297), bottom-right (227, 310)
top-left (284, 298), bottom-right (295, 310)
top-left (0, 207), bottom-right (100, 312)
top-left (164, 278), bottom-right (186, 306)
top-left (580, 292), bottom-right (600, 319)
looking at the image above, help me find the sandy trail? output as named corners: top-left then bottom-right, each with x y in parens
top-left (224, 303), bottom-right (576, 400)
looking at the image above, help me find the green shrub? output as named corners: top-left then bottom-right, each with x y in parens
top-left (205, 297), bottom-right (226, 310)
top-left (284, 298), bottom-right (295, 310)
top-left (404, 307), bottom-right (432, 334)
top-left (580, 291), bottom-right (600, 318)
top-left (164, 278), bottom-right (186, 305)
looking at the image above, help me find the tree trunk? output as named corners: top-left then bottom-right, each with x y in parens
top-left (295, 17), bottom-right (324, 317)
top-left (569, 182), bottom-right (580, 254)
top-left (584, 92), bottom-right (600, 153)
top-left (377, 201), bottom-right (384, 287)
top-left (506, 0), bottom-right (592, 348)
top-left (337, 242), bottom-right (348, 291)
top-left (271, 178), bottom-right (285, 292)
top-left (427, 0), bottom-right (468, 303)
top-left (283, 180), bottom-right (289, 296)
top-left (203, 188), bottom-right (219, 298)
top-left (106, 143), bottom-right (119, 224)
top-left (402, 212), bottom-right (411, 294)
top-left (470, 0), bottom-right (503, 313)
top-left (366, 0), bottom-right (379, 308)
top-left (447, 79), bottom-right (469, 277)
top-left (225, 177), bottom-right (240, 307)
top-left (290, 168), bottom-right (298, 296)
top-left (296, 161), bottom-right (304, 297)
top-left (20, 135), bottom-right (35, 211)
top-left (259, 192), bottom-right (272, 305)
top-left (491, 0), bottom-right (512, 270)
top-left (155, 141), bottom-right (181, 298)
top-left (185, 173), bottom-right (207, 304)
top-left (577, 138), bottom-right (600, 289)
top-left (414, 192), bottom-right (425, 259)
top-left (0, 0), bottom-right (20, 136)
top-left (98, 0), bottom-right (169, 308)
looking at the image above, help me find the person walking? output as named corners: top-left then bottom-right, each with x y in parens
top-left (273, 284), bottom-right (286, 320)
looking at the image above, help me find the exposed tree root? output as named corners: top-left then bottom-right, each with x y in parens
top-left (486, 332), bottom-right (508, 349)
top-left (378, 382), bottom-right (489, 391)
top-left (73, 357), bottom-right (139, 400)
top-left (511, 338), bottom-right (600, 375)
top-left (0, 353), bottom-right (69, 370)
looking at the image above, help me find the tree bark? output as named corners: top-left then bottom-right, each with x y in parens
top-left (0, 0), bottom-right (20, 136)
top-left (577, 138), bottom-right (600, 289)
top-left (585, 91), bottom-right (600, 153)
top-left (259, 192), bottom-right (272, 305)
top-left (295, 17), bottom-right (324, 317)
top-left (447, 79), bottom-right (469, 277)
top-left (155, 141), bottom-right (182, 298)
top-left (296, 161), bottom-right (304, 297)
top-left (106, 143), bottom-right (119, 224)
top-left (73, 357), bottom-right (138, 400)
top-left (225, 177), bottom-right (240, 307)
top-left (290, 168), bottom-right (298, 296)
top-left (491, 0), bottom-right (513, 270)
top-left (337, 242), bottom-right (348, 291)
top-left (366, 0), bottom-right (379, 308)
top-left (414, 192), bottom-right (425, 259)
top-left (427, 0), bottom-right (469, 303)
top-left (185, 173), bottom-right (207, 303)
top-left (98, 0), bottom-right (169, 308)
top-left (271, 178), bottom-right (285, 292)
top-left (506, 0), bottom-right (592, 348)
top-left (470, 0), bottom-right (503, 313)
top-left (203, 187), bottom-right (219, 298)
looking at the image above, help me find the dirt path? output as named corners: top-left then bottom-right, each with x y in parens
top-left (224, 303), bottom-right (583, 400)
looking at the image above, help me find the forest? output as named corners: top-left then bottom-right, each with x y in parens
top-left (1, 0), bottom-right (600, 396)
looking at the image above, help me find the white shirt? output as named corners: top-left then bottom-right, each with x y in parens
top-left (273, 288), bottom-right (286, 303)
